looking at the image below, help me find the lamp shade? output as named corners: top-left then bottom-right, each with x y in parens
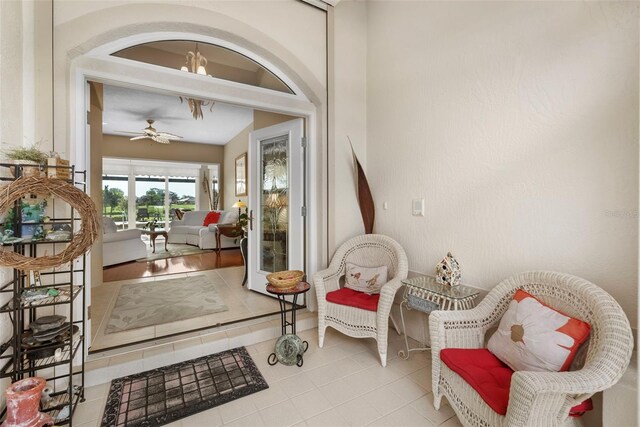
top-left (232, 201), bottom-right (247, 209)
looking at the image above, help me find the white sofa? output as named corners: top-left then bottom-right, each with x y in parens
top-left (102, 217), bottom-right (148, 266)
top-left (167, 210), bottom-right (240, 250)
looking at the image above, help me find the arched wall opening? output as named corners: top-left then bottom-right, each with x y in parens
top-left (51, 2), bottom-right (328, 352)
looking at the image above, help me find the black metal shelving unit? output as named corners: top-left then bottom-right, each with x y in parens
top-left (0, 162), bottom-right (86, 426)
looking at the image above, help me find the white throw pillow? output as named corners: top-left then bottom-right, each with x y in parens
top-left (344, 263), bottom-right (388, 294)
top-left (487, 289), bottom-right (591, 372)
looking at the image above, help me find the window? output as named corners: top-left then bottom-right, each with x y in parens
top-left (102, 175), bottom-right (128, 230)
top-left (112, 40), bottom-right (293, 94)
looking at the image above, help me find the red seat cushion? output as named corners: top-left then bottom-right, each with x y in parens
top-left (326, 288), bottom-right (380, 311)
top-left (440, 348), bottom-right (591, 417)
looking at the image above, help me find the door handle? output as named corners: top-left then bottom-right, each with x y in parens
top-left (249, 210), bottom-right (254, 231)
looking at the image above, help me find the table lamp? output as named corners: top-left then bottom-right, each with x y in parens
top-left (232, 200), bottom-right (247, 218)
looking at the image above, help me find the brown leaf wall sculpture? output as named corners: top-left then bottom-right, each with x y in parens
top-left (350, 140), bottom-right (375, 234)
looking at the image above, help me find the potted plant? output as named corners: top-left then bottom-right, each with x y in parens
top-left (237, 211), bottom-right (249, 233)
top-left (2, 144), bottom-right (48, 177)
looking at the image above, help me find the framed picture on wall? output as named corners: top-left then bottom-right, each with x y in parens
top-left (235, 153), bottom-right (247, 196)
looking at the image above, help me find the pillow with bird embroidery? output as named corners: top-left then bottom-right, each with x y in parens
top-left (344, 263), bottom-right (388, 295)
top-left (487, 289), bottom-right (591, 372)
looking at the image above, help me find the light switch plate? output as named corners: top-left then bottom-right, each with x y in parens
top-left (412, 198), bottom-right (424, 216)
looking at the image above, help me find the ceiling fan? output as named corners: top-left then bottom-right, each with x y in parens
top-left (119, 119), bottom-right (183, 144)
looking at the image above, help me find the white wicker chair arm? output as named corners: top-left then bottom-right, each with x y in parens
top-left (429, 298), bottom-right (500, 347)
top-left (511, 367), bottom-right (622, 397)
top-left (312, 268), bottom-right (342, 297)
top-left (376, 277), bottom-right (404, 321)
top-left (428, 310), bottom-right (487, 351)
top-left (504, 368), bottom-right (618, 426)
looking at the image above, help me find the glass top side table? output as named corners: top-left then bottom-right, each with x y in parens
top-left (398, 275), bottom-right (479, 359)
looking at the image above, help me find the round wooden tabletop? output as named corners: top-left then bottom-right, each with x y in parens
top-left (266, 281), bottom-right (310, 295)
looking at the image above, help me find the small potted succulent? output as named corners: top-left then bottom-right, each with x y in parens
top-left (2, 144), bottom-right (48, 177)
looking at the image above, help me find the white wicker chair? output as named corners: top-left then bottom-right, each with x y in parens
top-left (429, 271), bottom-right (634, 427)
top-left (312, 234), bottom-right (408, 366)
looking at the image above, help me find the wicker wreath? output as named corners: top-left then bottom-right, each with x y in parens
top-left (0, 176), bottom-right (100, 270)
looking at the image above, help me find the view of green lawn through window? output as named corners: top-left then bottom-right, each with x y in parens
top-left (102, 175), bottom-right (197, 229)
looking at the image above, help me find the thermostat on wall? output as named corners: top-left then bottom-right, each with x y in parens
top-left (412, 198), bottom-right (424, 216)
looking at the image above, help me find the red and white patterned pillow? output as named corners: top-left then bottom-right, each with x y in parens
top-left (487, 289), bottom-right (591, 372)
top-left (344, 263), bottom-right (388, 294)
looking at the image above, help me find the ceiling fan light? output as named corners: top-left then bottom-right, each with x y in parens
top-left (180, 65), bottom-right (188, 72)
top-left (196, 65), bottom-right (207, 75)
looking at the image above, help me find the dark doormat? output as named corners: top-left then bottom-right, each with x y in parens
top-left (100, 347), bottom-right (268, 427)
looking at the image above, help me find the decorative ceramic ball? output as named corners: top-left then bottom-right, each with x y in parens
top-left (436, 252), bottom-right (462, 287)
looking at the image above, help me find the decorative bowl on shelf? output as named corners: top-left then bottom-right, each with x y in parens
top-left (266, 270), bottom-right (304, 290)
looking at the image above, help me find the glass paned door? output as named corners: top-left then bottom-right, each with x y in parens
top-left (260, 135), bottom-right (289, 273)
top-left (249, 119), bottom-right (304, 297)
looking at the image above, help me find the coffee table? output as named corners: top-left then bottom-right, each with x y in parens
top-left (141, 228), bottom-right (167, 253)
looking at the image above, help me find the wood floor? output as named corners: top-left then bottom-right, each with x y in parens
top-left (103, 248), bottom-right (244, 282)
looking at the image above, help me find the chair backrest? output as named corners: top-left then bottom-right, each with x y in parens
top-left (481, 271), bottom-right (633, 388)
top-left (331, 234), bottom-right (409, 281)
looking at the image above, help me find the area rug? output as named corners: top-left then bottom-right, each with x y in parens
top-left (136, 243), bottom-right (213, 262)
top-left (100, 347), bottom-right (268, 427)
top-left (104, 275), bottom-right (228, 334)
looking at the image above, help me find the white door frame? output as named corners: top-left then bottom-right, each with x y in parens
top-left (70, 36), bottom-right (321, 354)
top-left (248, 119), bottom-right (305, 296)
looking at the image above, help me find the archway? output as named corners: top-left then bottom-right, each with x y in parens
top-left (56, 8), bottom-right (326, 352)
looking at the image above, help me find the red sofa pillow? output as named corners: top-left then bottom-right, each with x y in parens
top-left (203, 211), bottom-right (221, 226)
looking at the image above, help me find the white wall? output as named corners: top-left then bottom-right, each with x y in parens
top-left (366, 2), bottom-right (639, 327)
top-left (331, 1), bottom-right (368, 247)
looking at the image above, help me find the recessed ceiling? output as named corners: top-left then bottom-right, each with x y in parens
top-left (102, 85), bottom-right (254, 145)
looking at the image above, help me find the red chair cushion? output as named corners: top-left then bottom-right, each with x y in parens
top-left (203, 211), bottom-right (221, 226)
top-left (326, 288), bottom-right (380, 311)
top-left (440, 348), bottom-right (591, 417)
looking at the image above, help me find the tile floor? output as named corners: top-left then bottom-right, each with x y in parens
top-left (91, 266), bottom-right (285, 351)
top-left (74, 327), bottom-right (462, 427)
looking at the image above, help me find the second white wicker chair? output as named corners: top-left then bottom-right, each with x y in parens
top-left (312, 234), bottom-right (408, 367)
top-left (429, 271), bottom-right (634, 427)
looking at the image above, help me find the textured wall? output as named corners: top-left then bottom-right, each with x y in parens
top-left (367, 2), bottom-right (639, 325)
top-left (332, 1), bottom-right (368, 248)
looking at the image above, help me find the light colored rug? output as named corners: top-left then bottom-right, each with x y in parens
top-left (136, 243), bottom-right (213, 262)
top-left (104, 275), bottom-right (228, 334)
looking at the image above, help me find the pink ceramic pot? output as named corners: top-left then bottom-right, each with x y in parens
top-left (1, 377), bottom-right (53, 427)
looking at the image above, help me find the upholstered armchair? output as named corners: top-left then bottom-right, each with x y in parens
top-left (429, 271), bottom-right (633, 427)
top-left (102, 217), bottom-right (147, 266)
top-left (312, 234), bottom-right (408, 366)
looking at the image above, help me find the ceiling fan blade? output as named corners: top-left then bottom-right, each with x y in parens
top-left (115, 131), bottom-right (145, 135)
top-left (156, 132), bottom-right (183, 139)
top-left (130, 135), bottom-right (150, 141)
top-left (153, 136), bottom-right (171, 144)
